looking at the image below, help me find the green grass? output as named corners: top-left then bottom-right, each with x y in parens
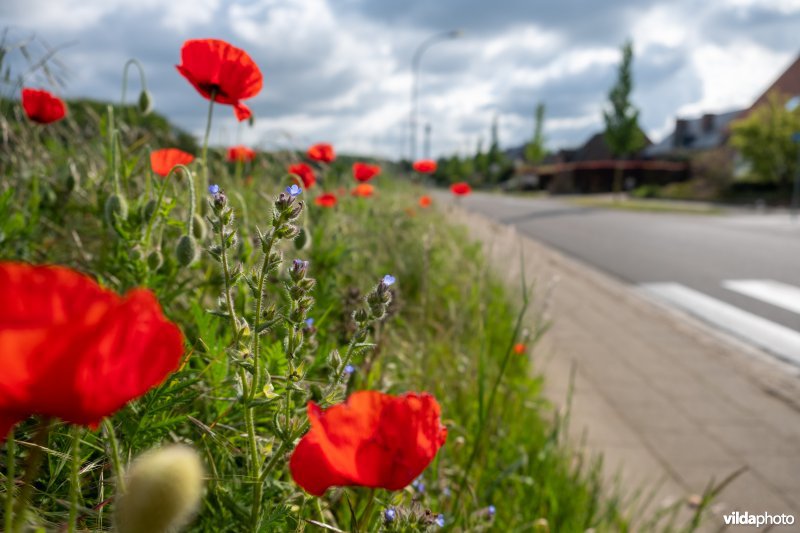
top-left (570, 196), bottom-right (724, 215)
top-left (0, 94), bottom-right (726, 532)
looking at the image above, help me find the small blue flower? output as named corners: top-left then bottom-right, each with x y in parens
top-left (442, 486), bottom-right (451, 498)
top-left (344, 364), bottom-right (355, 375)
top-left (488, 505), bottom-right (496, 518)
top-left (382, 274), bottom-right (396, 286)
top-left (208, 184), bottom-right (220, 194)
top-left (435, 514), bottom-right (445, 528)
top-left (383, 508), bottom-right (396, 523)
top-left (305, 318), bottom-right (314, 327)
top-left (286, 184), bottom-right (302, 197)
top-left (412, 477), bottom-right (425, 493)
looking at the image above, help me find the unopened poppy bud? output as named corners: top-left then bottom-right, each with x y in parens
top-left (115, 444), bottom-right (204, 533)
top-left (142, 199), bottom-right (158, 222)
top-left (192, 214), bottom-right (207, 240)
top-left (138, 90), bottom-right (153, 115)
top-left (147, 249), bottom-right (164, 270)
top-left (294, 226), bottom-right (310, 250)
top-left (175, 235), bottom-right (198, 266)
top-left (104, 194), bottom-right (129, 226)
top-left (130, 247), bottom-right (145, 262)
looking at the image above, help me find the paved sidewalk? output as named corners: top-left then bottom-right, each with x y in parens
top-left (446, 203), bottom-right (800, 531)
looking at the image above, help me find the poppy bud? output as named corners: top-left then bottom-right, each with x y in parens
top-left (142, 199), bottom-right (158, 223)
top-left (294, 226), bottom-right (310, 250)
top-left (175, 235), bottom-right (198, 266)
top-left (114, 444), bottom-right (204, 533)
top-left (104, 194), bottom-right (129, 226)
top-left (329, 349), bottom-right (341, 367)
top-left (192, 214), bottom-right (207, 240)
top-left (130, 247), bottom-right (145, 262)
top-left (147, 249), bottom-right (164, 270)
top-left (138, 90), bottom-right (153, 115)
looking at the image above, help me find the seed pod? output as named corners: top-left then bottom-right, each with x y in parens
top-left (175, 235), bottom-right (198, 266)
top-left (115, 444), bottom-right (204, 533)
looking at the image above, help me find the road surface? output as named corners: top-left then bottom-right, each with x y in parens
top-left (451, 192), bottom-right (800, 367)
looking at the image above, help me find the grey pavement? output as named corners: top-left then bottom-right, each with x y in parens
top-left (442, 195), bottom-right (800, 531)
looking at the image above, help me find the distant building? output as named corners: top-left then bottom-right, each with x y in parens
top-left (743, 53), bottom-right (800, 115)
top-left (642, 110), bottom-right (743, 159)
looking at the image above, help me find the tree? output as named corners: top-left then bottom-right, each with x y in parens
top-left (730, 92), bottom-right (800, 190)
top-left (603, 40), bottom-right (646, 198)
top-left (524, 102), bottom-right (547, 164)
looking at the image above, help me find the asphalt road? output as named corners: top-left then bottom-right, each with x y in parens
top-left (449, 192), bottom-right (800, 364)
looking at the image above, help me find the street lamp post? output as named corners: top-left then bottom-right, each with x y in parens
top-left (409, 29), bottom-right (462, 162)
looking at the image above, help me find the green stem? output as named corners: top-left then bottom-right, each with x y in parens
top-left (245, 401), bottom-right (263, 532)
top-left (4, 428), bottom-right (14, 533)
top-left (217, 205), bottom-right (239, 336)
top-left (258, 440), bottom-right (288, 484)
top-left (200, 92), bottom-right (216, 213)
top-left (143, 168), bottom-right (172, 248)
top-left (67, 427), bottom-right (81, 533)
top-left (357, 489), bottom-right (376, 532)
top-left (12, 419), bottom-right (52, 531)
top-left (120, 58), bottom-right (147, 109)
top-left (102, 419), bottom-right (126, 495)
top-left (250, 233), bottom-right (277, 400)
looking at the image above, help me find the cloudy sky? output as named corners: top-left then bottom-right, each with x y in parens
top-left (2, 0), bottom-right (800, 159)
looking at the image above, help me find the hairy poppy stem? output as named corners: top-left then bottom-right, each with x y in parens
top-left (200, 91), bottom-right (215, 213)
top-left (12, 418), bottom-right (52, 530)
top-left (120, 58), bottom-right (148, 109)
top-left (67, 427), bottom-right (82, 533)
top-left (102, 419), bottom-right (126, 495)
top-left (4, 428), bottom-right (14, 532)
top-left (143, 164), bottom-right (173, 248)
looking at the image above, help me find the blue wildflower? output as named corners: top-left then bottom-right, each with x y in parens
top-left (488, 505), bottom-right (496, 518)
top-left (382, 274), bottom-right (396, 286)
top-left (344, 364), bottom-right (355, 375)
top-left (286, 184), bottom-right (302, 197)
top-left (305, 318), bottom-right (314, 327)
top-left (384, 508), bottom-right (396, 523)
top-left (412, 477), bottom-right (425, 493)
top-left (442, 486), bottom-right (452, 498)
top-left (435, 514), bottom-right (445, 528)
top-left (208, 184), bottom-right (220, 195)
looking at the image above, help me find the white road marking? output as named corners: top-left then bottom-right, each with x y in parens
top-left (723, 279), bottom-right (800, 316)
top-left (640, 282), bottom-right (800, 367)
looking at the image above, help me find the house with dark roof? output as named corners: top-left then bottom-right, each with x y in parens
top-left (744, 53), bottom-right (800, 115)
top-left (642, 110), bottom-right (743, 158)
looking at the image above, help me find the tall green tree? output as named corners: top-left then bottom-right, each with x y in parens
top-left (731, 92), bottom-right (800, 189)
top-left (524, 102), bottom-right (547, 164)
top-left (603, 40), bottom-right (645, 198)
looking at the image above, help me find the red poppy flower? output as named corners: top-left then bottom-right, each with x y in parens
top-left (0, 262), bottom-right (184, 441)
top-left (412, 159), bottom-right (437, 174)
top-left (352, 162), bottom-right (381, 182)
top-left (307, 143), bottom-right (335, 163)
top-left (290, 391), bottom-right (447, 496)
top-left (227, 145), bottom-right (256, 163)
top-left (21, 88), bottom-right (67, 125)
top-left (150, 148), bottom-right (195, 178)
top-left (351, 183), bottom-right (375, 198)
top-left (288, 163), bottom-right (316, 189)
top-left (314, 193), bottom-right (337, 208)
top-left (418, 195), bottom-right (432, 208)
top-left (176, 39), bottom-right (263, 121)
top-left (450, 182), bottom-right (472, 196)
top-left (513, 343), bottom-right (526, 355)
